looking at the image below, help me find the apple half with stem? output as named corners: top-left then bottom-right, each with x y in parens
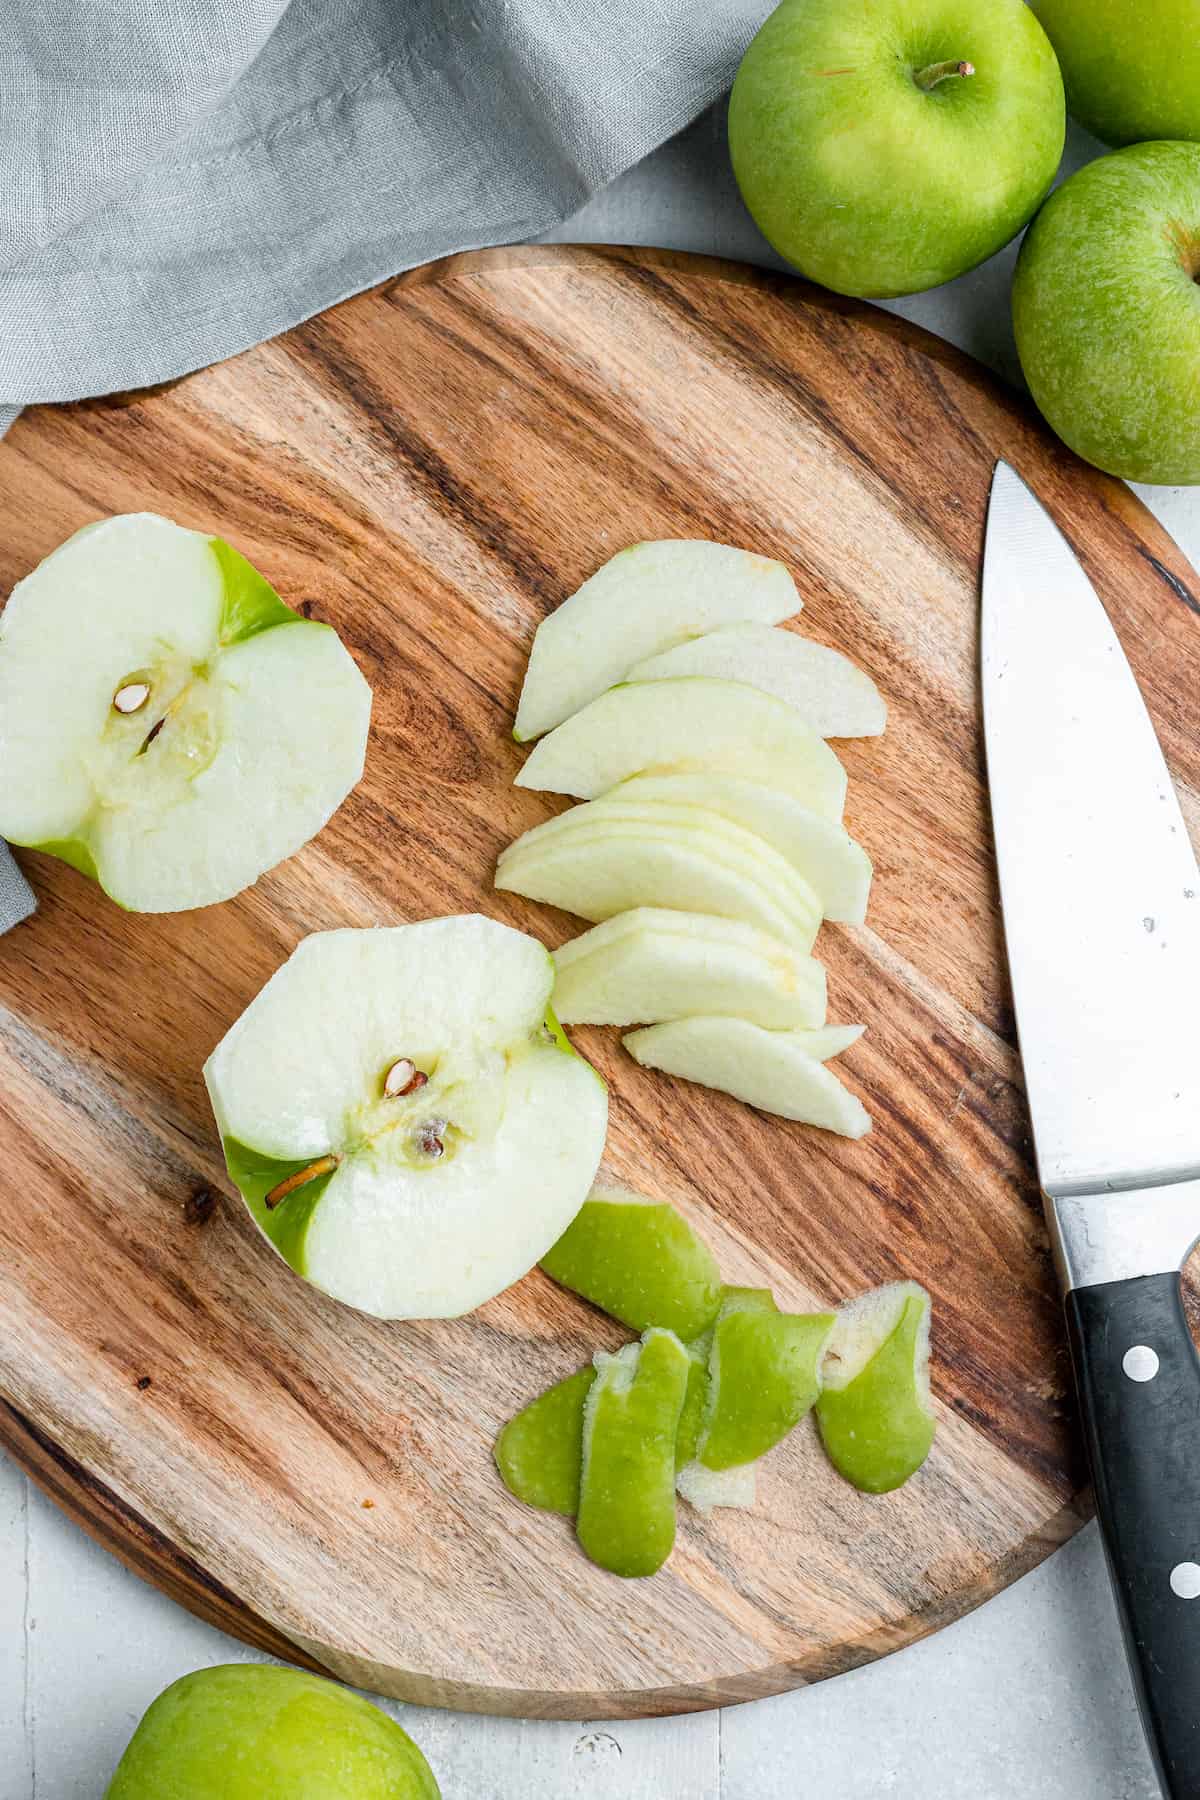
top-left (627, 624), bottom-right (886, 738)
top-left (516, 677), bottom-right (847, 819)
top-left (204, 917), bottom-right (608, 1320)
top-left (0, 513), bottom-right (371, 911)
top-left (514, 541), bottom-right (800, 742)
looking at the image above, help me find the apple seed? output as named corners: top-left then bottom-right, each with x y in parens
top-left (113, 681), bottom-right (151, 714)
top-left (384, 1057), bottom-right (428, 1098)
top-left (264, 1151), bottom-right (341, 1209)
top-left (413, 1119), bottom-right (446, 1159)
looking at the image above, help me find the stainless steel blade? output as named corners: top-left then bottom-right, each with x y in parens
top-left (982, 463), bottom-right (1200, 1199)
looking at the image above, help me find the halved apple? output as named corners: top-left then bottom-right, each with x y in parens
top-left (514, 542), bottom-right (799, 742)
top-left (204, 917), bottom-right (608, 1320)
top-left (627, 624), bottom-right (886, 737)
top-left (624, 1016), bottom-right (871, 1138)
top-left (817, 1282), bottom-right (935, 1493)
top-left (516, 678), bottom-right (847, 820)
top-left (0, 514), bottom-right (371, 912)
top-left (607, 773), bottom-right (872, 923)
top-left (552, 908), bottom-right (827, 1030)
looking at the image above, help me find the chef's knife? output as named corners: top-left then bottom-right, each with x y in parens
top-left (982, 462), bottom-right (1200, 1797)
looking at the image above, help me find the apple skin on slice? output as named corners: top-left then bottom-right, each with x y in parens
top-left (515, 677), bottom-right (848, 820)
top-left (552, 907), bottom-right (827, 1030)
top-left (204, 917), bottom-right (608, 1321)
top-left (0, 514), bottom-right (371, 912)
top-left (817, 1282), bottom-right (935, 1493)
top-left (627, 623), bottom-right (886, 738)
top-left (577, 1329), bottom-right (691, 1578)
top-left (514, 541), bottom-right (800, 742)
top-left (698, 1294), bottom-right (835, 1471)
top-left (541, 1184), bottom-right (724, 1341)
top-left (624, 1015), bottom-right (871, 1138)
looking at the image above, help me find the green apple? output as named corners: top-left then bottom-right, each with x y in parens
top-left (577, 1328), bottom-right (690, 1578)
top-left (0, 514), bottom-right (370, 911)
top-left (541, 1184), bottom-right (724, 1340)
top-left (608, 774), bottom-right (872, 923)
top-left (728, 0), bottom-right (1065, 298)
top-left (104, 1664), bottom-right (439, 1799)
top-left (817, 1281), bottom-right (935, 1492)
top-left (1030, 0), bottom-right (1200, 145)
top-left (203, 917), bottom-right (607, 1320)
top-left (627, 625), bottom-right (886, 738)
top-left (496, 806), bottom-right (823, 950)
top-left (1012, 142), bottom-right (1200, 484)
top-left (698, 1294), bottom-right (835, 1471)
top-left (624, 1015), bottom-right (871, 1138)
top-left (516, 677), bottom-right (848, 819)
top-left (552, 908), bottom-right (828, 1030)
top-left (515, 541), bottom-right (799, 741)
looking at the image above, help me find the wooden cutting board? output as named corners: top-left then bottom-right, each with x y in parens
top-left (1, 245), bottom-right (1197, 1720)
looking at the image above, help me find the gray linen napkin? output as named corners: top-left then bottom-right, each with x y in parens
top-left (0, 0), bottom-right (766, 927)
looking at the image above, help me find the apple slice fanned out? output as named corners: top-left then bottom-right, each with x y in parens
top-left (552, 908), bottom-right (827, 1030)
top-left (624, 1015), bottom-right (871, 1138)
top-left (0, 513), bottom-right (371, 912)
top-left (514, 541), bottom-right (799, 741)
top-left (627, 624), bottom-right (886, 738)
top-left (607, 773), bottom-right (871, 923)
top-left (515, 677), bottom-right (847, 820)
top-left (497, 808), bottom-right (822, 950)
top-left (204, 917), bottom-right (608, 1321)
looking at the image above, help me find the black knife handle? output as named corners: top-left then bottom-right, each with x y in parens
top-left (1067, 1272), bottom-right (1200, 1797)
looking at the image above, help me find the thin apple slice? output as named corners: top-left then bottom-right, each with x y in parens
top-left (552, 907), bottom-right (827, 1030)
top-left (541, 1183), bottom-right (724, 1340)
top-left (514, 542), bottom-right (800, 741)
top-left (516, 677), bottom-right (847, 820)
top-left (624, 1015), bottom-right (871, 1137)
top-left (817, 1282), bottom-right (935, 1493)
top-left (608, 772), bottom-right (871, 923)
top-left (497, 813), bottom-right (822, 950)
top-left (577, 1329), bottom-right (691, 1578)
top-left (790, 1024), bottom-right (864, 1061)
top-left (628, 623), bottom-right (886, 737)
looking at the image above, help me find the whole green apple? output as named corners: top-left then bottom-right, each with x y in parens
top-left (105, 1665), bottom-right (440, 1799)
top-left (1030, 1), bottom-right (1200, 145)
top-left (1012, 141), bottom-right (1200, 484)
top-left (728, 0), bottom-right (1065, 298)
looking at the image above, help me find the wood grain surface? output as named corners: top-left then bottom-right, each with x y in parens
top-left (1, 245), bottom-right (1197, 1719)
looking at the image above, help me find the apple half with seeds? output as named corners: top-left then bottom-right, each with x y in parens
top-left (0, 513), bottom-right (371, 911)
top-left (204, 917), bottom-right (608, 1320)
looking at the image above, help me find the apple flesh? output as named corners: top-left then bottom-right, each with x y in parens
top-left (1030, 0), bottom-right (1200, 145)
top-left (104, 1664), bottom-right (439, 1799)
top-left (541, 1184), bottom-right (724, 1340)
top-left (552, 908), bottom-right (827, 1030)
top-left (608, 773), bottom-right (872, 923)
top-left (0, 515), bottom-right (371, 911)
top-left (204, 917), bottom-right (607, 1320)
top-left (728, 0), bottom-right (1065, 298)
top-left (514, 541), bottom-right (799, 741)
top-left (578, 1329), bottom-right (690, 1578)
top-left (627, 624), bottom-right (886, 738)
top-left (1013, 142), bottom-right (1200, 484)
top-left (516, 677), bottom-right (848, 819)
top-left (676, 1458), bottom-right (757, 1515)
top-left (624, 1015), bottom-right (871, 1138)
top-left (817, 1281), bottom-right (935, 1492)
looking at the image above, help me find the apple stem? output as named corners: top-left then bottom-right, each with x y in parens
top-left (913, 58), bottom-right (975, 90)
top-left (264, 1152), bottom-right (340, 1209)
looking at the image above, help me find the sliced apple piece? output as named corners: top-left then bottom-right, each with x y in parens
top-left (541, 1183), bottom-right (723, 1340)
top-left (608, 772), bottom-right (872, 923)
top-left (790, 1024), bottom-right (864, 1061)
top-left (577, 1329), bottom-right (690, 1578)
top-left (514, 542), bottom-right (800, 741)
top-left (698, 1296), bottom-right (835, 1471)
top-left (552, 907), bottom-right (827, 1030)
top-left (624, 1016), bottom-right (871, 1138)
top-left (628, 624), bottom-right (886, 737)
top-left (516, 677), bottom-right (847, 820)
top-left (0, 514), bottom-right (371, 912)
top-left (817, 1283), bottom-right (935, 1493)
top-left (204, 917), bottom-right (608, 1320)
top-left (497, 812), bottom-right (822, 951)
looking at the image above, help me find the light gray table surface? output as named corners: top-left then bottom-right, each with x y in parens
top-left (3, 103), bottom-right (1196, 1800)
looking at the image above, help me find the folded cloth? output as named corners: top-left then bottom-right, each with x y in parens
top-left (0, 847), bottom-right (35, 932)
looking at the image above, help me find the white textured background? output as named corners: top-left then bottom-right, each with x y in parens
top-left (4, 103), bottom-right (1195, 1799)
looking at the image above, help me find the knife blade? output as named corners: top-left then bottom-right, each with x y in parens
top-left (983, 462), bottom-right (1200, 1800)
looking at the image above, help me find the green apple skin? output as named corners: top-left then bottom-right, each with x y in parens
top-left (817, 1292), bottom-right (935, 1493)
top-left (577, 1329), bottom-right (690, 1579)
top-left (699, 1305), bottom-right (835, 1471)
top-left (105, 1665), bottom-right (439, 1800)
top-left (728, 0), bottom-right (1065, 298)
top-left (1012, 142), bottom-right (1200, 484)
top-left (1030, 1), bottom-right (1200, 145)
top-left (540, 1188), bottom-right (724, 1341)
